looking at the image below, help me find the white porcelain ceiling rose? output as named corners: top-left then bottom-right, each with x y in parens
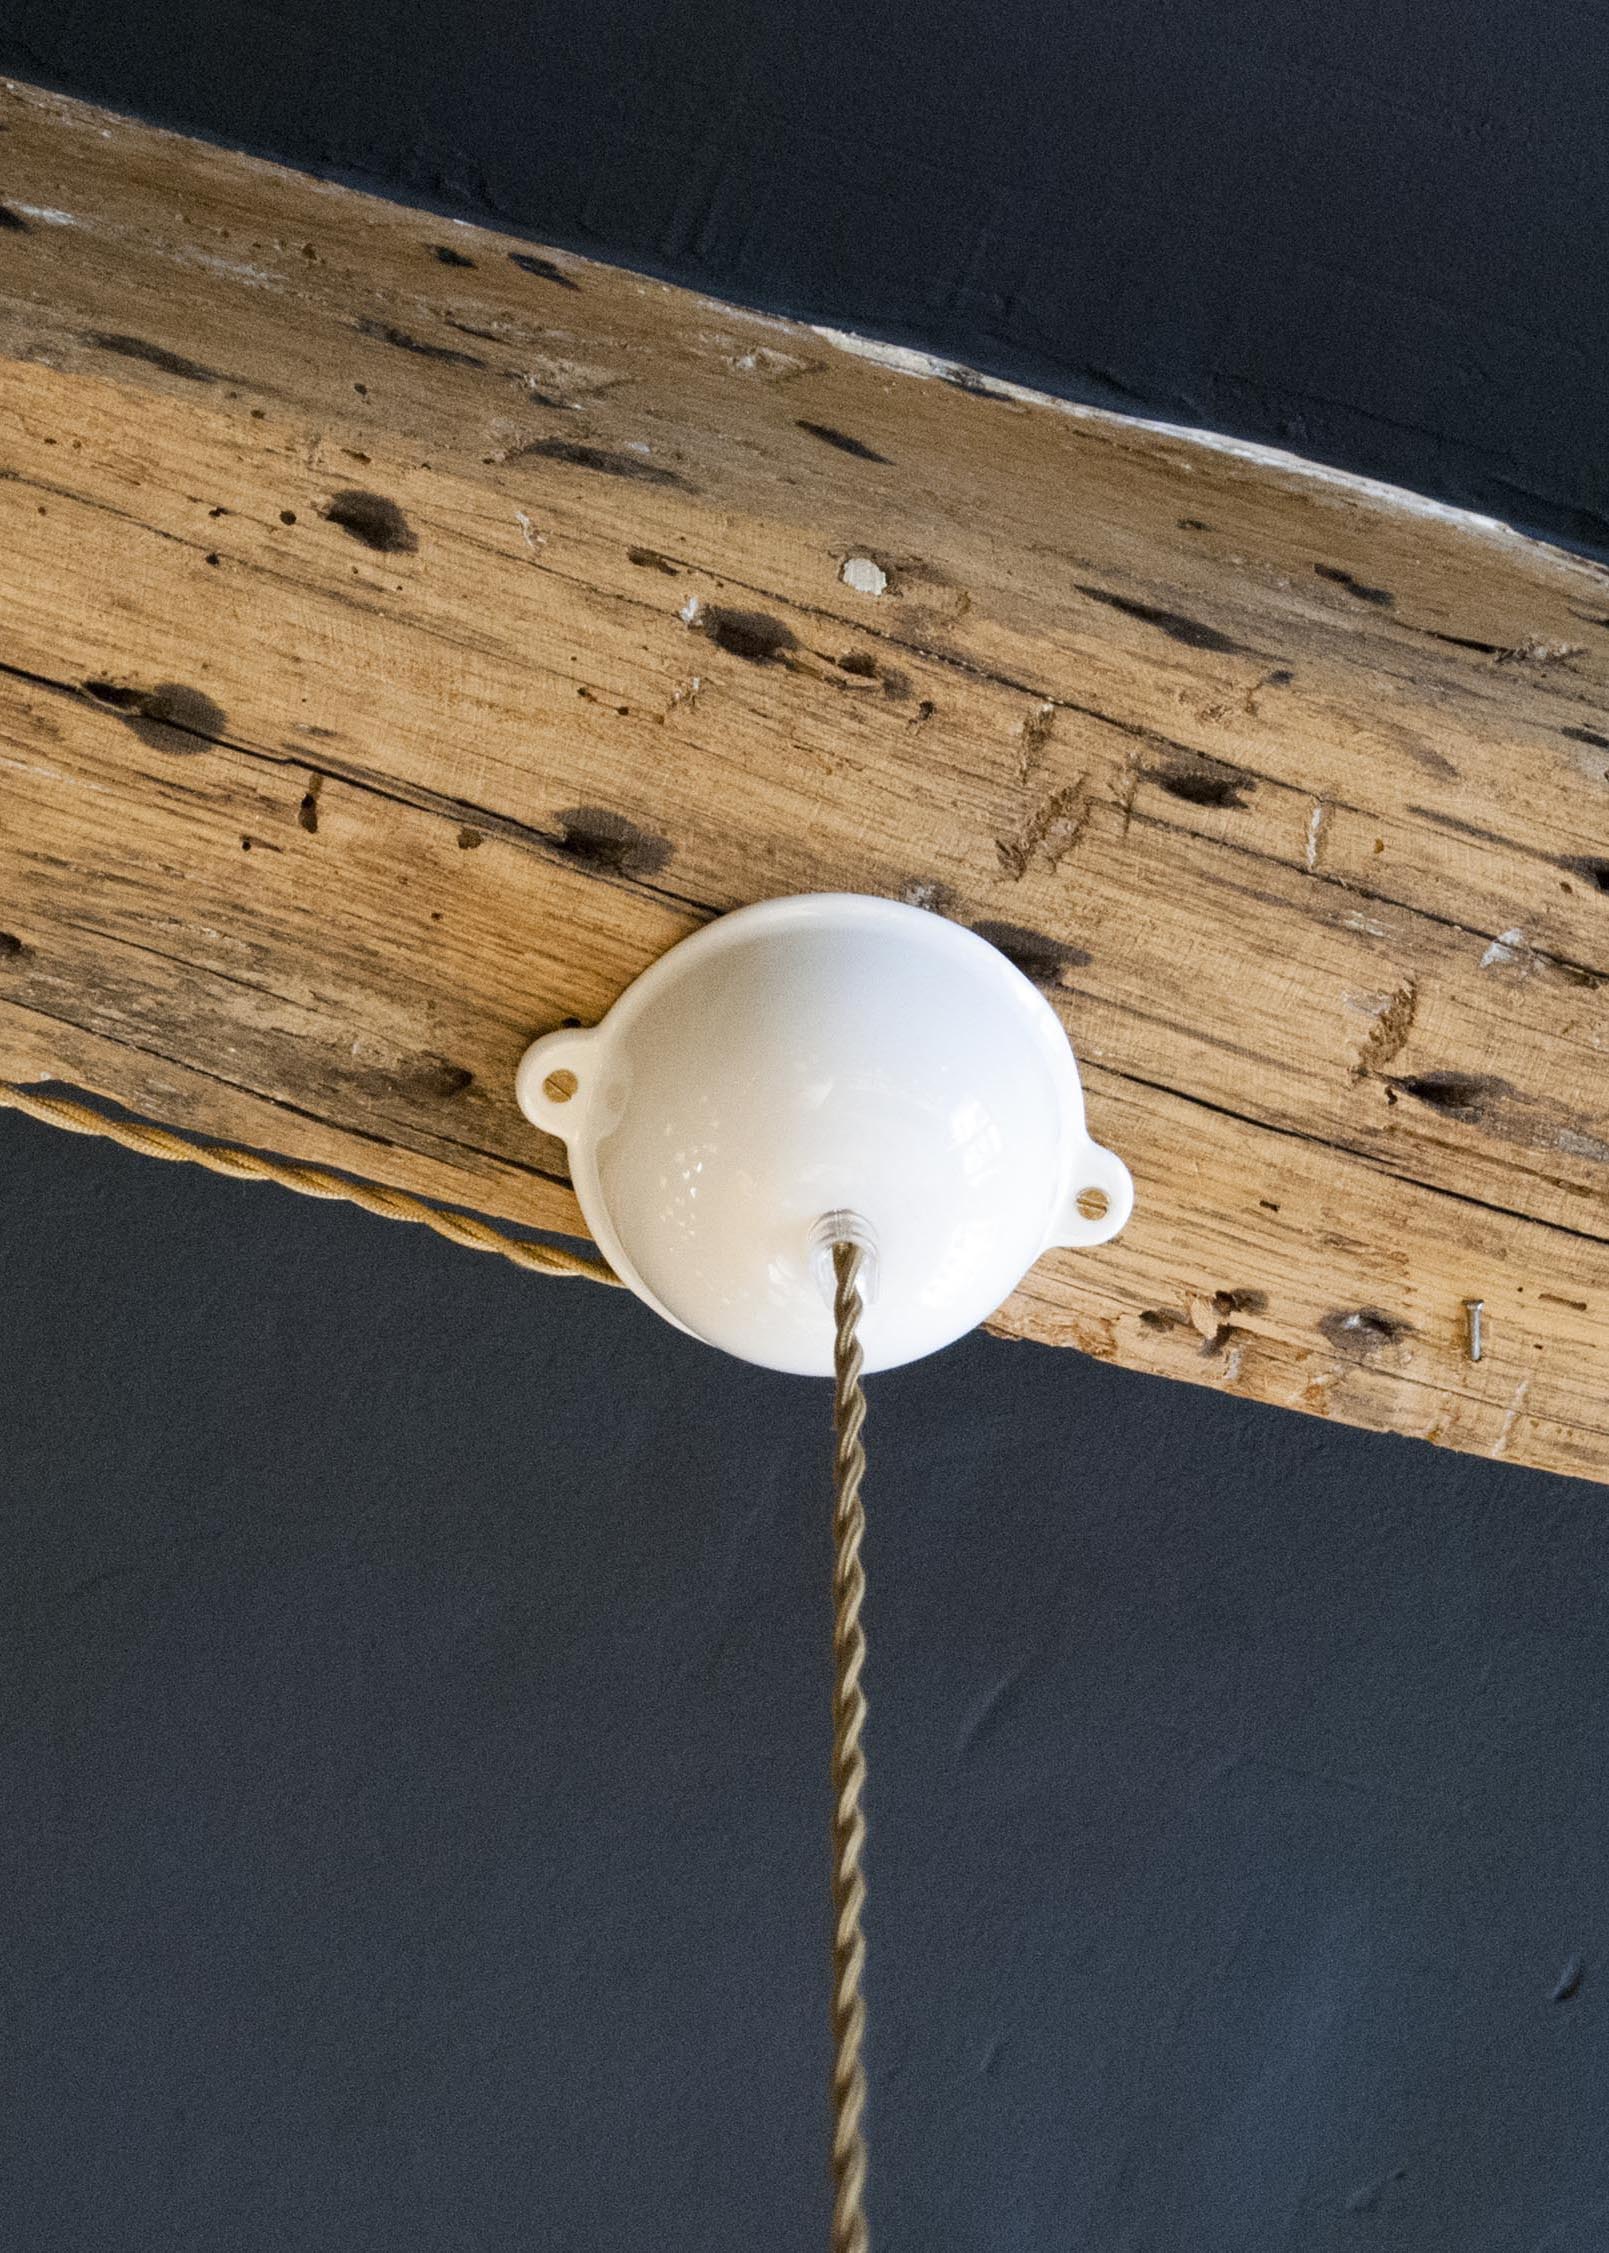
top-left (516, 894), bottom-right (1132, 1375)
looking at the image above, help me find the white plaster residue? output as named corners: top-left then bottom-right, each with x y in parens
top-left (695, 298), bottom-right (802, 337)
top-left (810, 323), bottom-right (1603, 565)
top-left (1304, 799), bottom-right (1329, 874)
top-left (1555, 1127), bottom-right (1609, 1164)
top-left (514, 510), bottom-right (545, 556)
top-left (727, 345), bottom-right (818, 382)
top-left (1495, 637), bottom-right (1584, 665)
top-left (841, 555), bottom-right (888, 597)
top-left (624, 440), bottom-right (652, 457)
top-left (179, 247), bottom-right (278, 286)
top-left (1480, 927), bottom-right (1528, 969)
top-left (0, 748), bottom-right (84, 789)
top-left (1490, 1370), bottom-right (1534, 1459)
top-left (814, 332), bottom-right (957, 387)
top-left (1343, 910), bottom-right (1389, 939)
top-left (678, 594), bottom-right (704, 627)
top-left (13, 204), bottom-right (77, 226)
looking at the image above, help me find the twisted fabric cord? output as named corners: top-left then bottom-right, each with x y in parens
top-left (0, 1082), bottom-right (619, 1287)
top-left (829, 1239), bottom-right (872, 2253)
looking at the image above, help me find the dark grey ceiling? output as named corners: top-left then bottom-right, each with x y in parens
top-left (6, 1111), bottom-right (1609, 2252)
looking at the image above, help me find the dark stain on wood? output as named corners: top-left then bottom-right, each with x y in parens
top-left (692, 606), bottom-right (796, 664)
top-left (1406, 804), bottom-right (1510, 850)
top-left (520, 436), bottom-right (688, 488)
top-left (1314, 562), bottom-right (1395, 608)
top-left (404, 1053), bottom-right (475, 1099)
top-left (971, 919), bottom-right (1091, 986)
top-left (832, 647), bottom-right (911, 699)
top-left (795, 420), bottom-right (891, 464)
top-left (444, 315), bottom-right (511, 345)
top-left (354, 317), bottom-right (487, 369)
top-left (833, 644), bottom-right (910, 693)
top-left (83, 678), bottom-right (226, 752)
top-left (1319, 1306), bottom-right (1413, 1357)
top-left (1422, 627), bottom-right (1584, 665)
top-left (1561, 726), bottom-right (1609, 749)
top-left (1403, 734), bottom-right (1461, 784)
top-left (1140, 1307), bottom-right (1191, 1331)
top-left (456, 826), bottom-right (484, 849)
top-left (0, 204), bottom-right (28, 232)
top-left (627, 546), bottom-right (681, 574)
top-left (1563, 856), bottom-right (1609, 893)
top-left (1389, 1070), bottom-right (1509, 1121)
top-left (551, 806), bottom-right (673, 880)
top-left (508, 250), bottom-right (581, 291)
top-left (0, 930), bottom-right (31, 958)
top-left (431, 244), bottom-right (476, 267)
top-left (1150, 751), bottom-right (1254, 809)
top-left (1423, 628), bottom-right (1510, 656)
top-left (322, 489), bottom-right (418, 554)
top-left (1075, 583), bottom-right (1256, 656)
top-left (86, 331), bottom-right (220, 382)
top-left (297, 788), bottom-right (320, 834)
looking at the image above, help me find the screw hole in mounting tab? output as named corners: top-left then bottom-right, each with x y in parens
top-left (514, 1026), bottom-right (595, 1138)
top-left (1049, 1142), bottom-right (1133, 1251)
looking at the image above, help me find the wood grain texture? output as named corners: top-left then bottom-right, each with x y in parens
top-left (1, 80), bottom-right (1607, 1478)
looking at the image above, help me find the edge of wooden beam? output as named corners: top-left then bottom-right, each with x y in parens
top-left (2, 78), bottom-right (1607, 1482)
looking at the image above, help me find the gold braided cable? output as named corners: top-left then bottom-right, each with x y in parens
top-left (829, 1238), bottom-right (872, 2253)
top-left (0, 1081), bottom-right (620, 1287)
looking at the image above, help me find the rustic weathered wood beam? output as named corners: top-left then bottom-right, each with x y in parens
top-left (2, 80), bottom-right (1607, 1478)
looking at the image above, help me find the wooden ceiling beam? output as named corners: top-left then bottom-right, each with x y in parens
top-left (2, 81), bottom-right (1608, 1478)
